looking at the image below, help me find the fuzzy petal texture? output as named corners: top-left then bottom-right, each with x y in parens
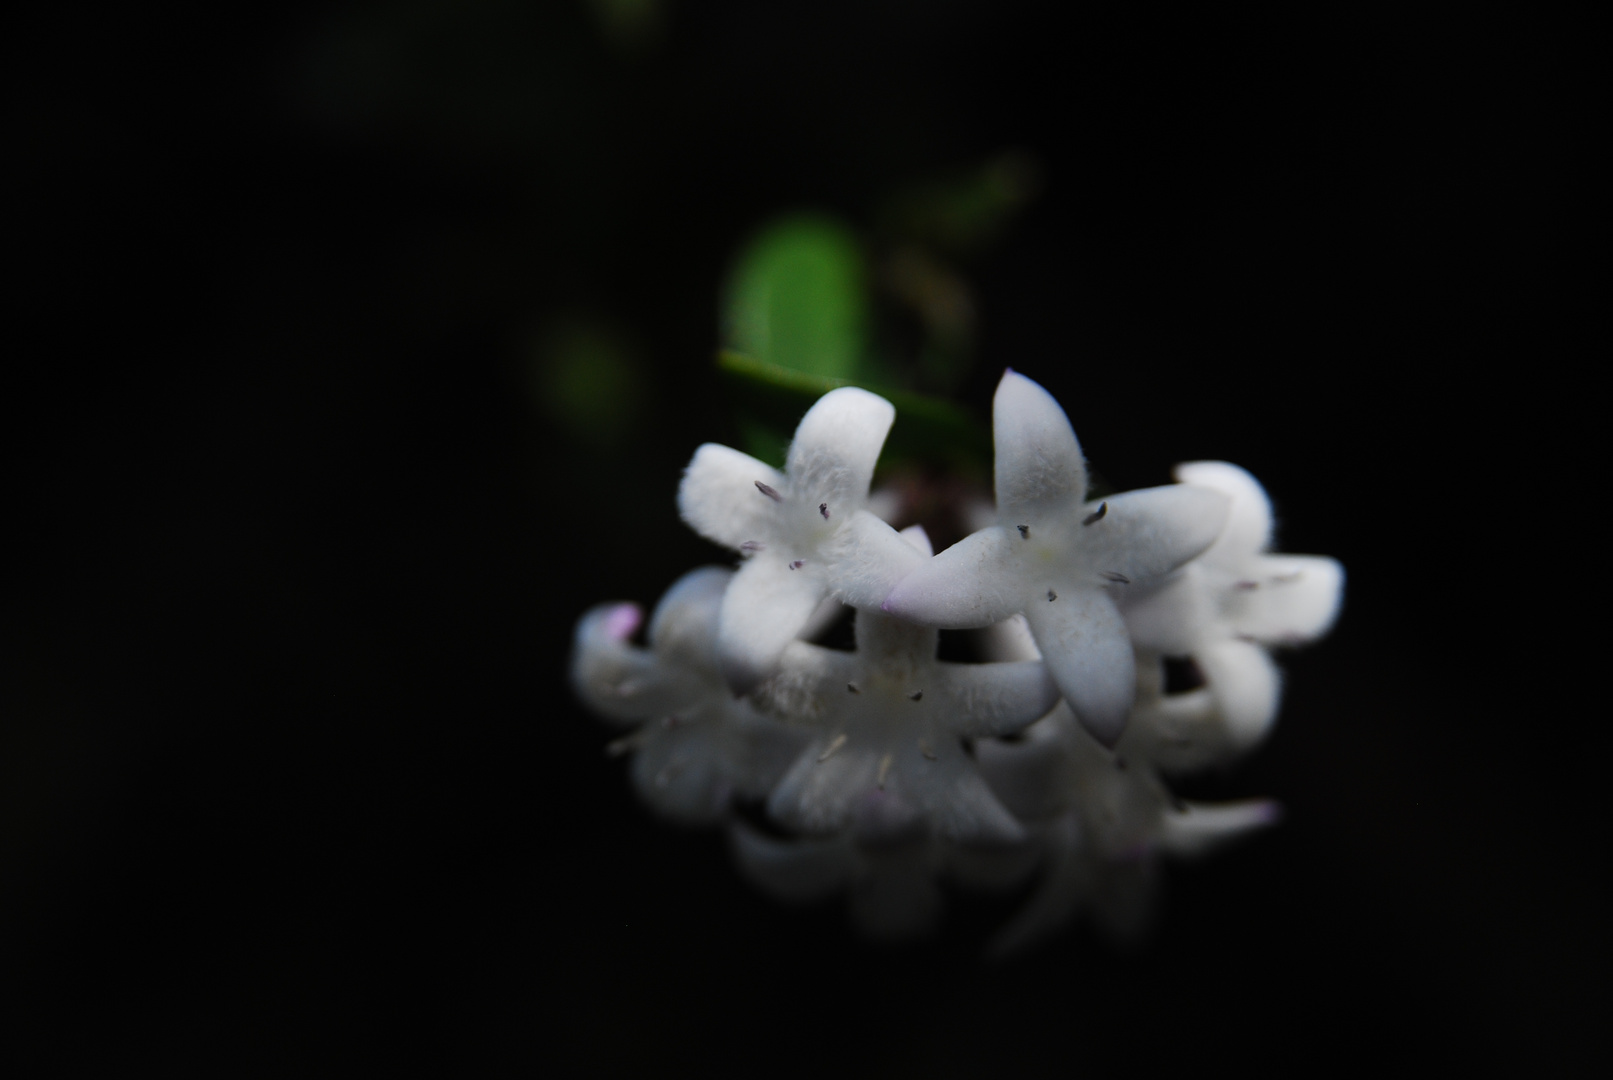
top-left (1225, 554), bottom-right (1345, 645)
top-left (1079, 485), bottom-right (1231, 587)
top-left (1025, 588), bottom-right (1135, 747)
top-left (822, 509), bottom-right (930, 609)
top-left (677, 443), bottom-right (788, 550)
top-left (881, 525), bottom-right (1023, 628)
top-left (992, 371), bottom-right (1088, 516)
top-left (785, 387), bottom-right (895, 510)
top-left (716, 556), bottom-right (830, 691)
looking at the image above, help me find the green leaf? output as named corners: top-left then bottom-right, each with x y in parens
top-left (722, 215), bottom-right (869, 382)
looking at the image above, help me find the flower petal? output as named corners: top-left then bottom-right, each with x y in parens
top-left (647, 565), bottom-right (731, 668)
top-left (881, 525), bottom-right (1024, 628)
top-left (716, 557), bottom-right (830, 692)
top-left (767, 740), bottom-right (883, 836)
top-left (571, 603), bottom-right (693, 722)
top-left (1226, 554), bottom-right (1345, 645)
top-left (937, 661), bottom-right (1060, 738)
top-left (822, 509), bottom-right (929, 609)
top-left (1159, 798), bottom-right (1282, 857)
top-left (785, 386), bottom-right (895, 510)
top-left (677, 442), bottom-right (787, 550)
top-left (992, 370), bottom-right (1088, 517)
top-left (1173, 460), bottom-right (1273, 562)
top-left (630, 723), bottom-right (729, 824)
top-left (1197, 638), bottom-right (1282, 751)
top-left (1025, 587), bottom-right (1135, 747)
top-left (1078, 485), bottom-right (1231, 587)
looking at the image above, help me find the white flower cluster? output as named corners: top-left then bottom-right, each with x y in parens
top-left (572, 371), bottom-right (1342, 951)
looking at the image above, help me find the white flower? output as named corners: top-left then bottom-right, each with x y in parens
top-left (570, 566), bottom-right (807, 824)
top-left (1118, 461), bottom-right (1345, 753)
top-left (882, 371), bottom-right (1229, 747)
top-left (974, 703), bottom-right (1280, 954)
top-left (677, 387), bottom-right (923, 691)
top-left (751, 526), bottom-right (1060, 844)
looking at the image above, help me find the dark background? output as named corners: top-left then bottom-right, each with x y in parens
top-left (7, 2), bottom-right (1592, 1072)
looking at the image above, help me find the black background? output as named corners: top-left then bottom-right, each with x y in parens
top-left (8, 2), bottom-right (1593, 1072)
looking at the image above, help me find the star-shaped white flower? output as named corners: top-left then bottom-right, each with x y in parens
top-left (1119, 461), bottom-right (1344, 753)
top-left (570, 566), bottom-right (807, 824)
top-left (749, 526), bottom-right (1061, 845)
top-left (678, 387), bottom-right (923, 692)
top-left (882, 371), bottom-right (1230, 747)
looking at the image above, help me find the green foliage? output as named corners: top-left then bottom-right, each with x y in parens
top-left (722, 215), bottom-right (872, 384)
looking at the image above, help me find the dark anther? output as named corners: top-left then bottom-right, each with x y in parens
top-left (1047, 589), bottom-right (1058, 602)
top-left (755, 481), bottom-right (782, 502)
top-left (847, 683), bottom-right (860, 694)
top-left (1101, 570), bottom-right (1131, 585)
top-left (789, 560), bottom-right (805, 570)
top-left (740, 540), bottom-right (764, 552)
top-left (909, 691), bottom-right (923, 702)
top-left (1083, 502), bottom-right (1108, 526)
top-left (819, 503), bottom-right (830, 520)
top-left (1235, 580), bottom-right (1260, 591)
top-left (1017, 524), bottom-right (1030, 539)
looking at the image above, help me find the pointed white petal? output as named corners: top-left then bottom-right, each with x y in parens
top-left (1159, 798), bottom-right (1282, 857)
top-left (881, 526), bottom-right (1024, 628)
top-left (992, 370), bottom-right (1088, 516)
top-left (1197, 638), bottom-right (1282, 751)
top-left (716, 557), bottom-right (829, 692)
top-left (677, 443), bottom-right (787, 550)
top-left (938, 661), bottom-right (1060, 738)
top-left (822, 509), bottom-right (929, 609)
top-left (926, 764), bottom-right (1027, 843)
top-left (749, 640), bottom-right (858, 723)
top-left (1025, 588), bottom-right (1135, 747)
top-left (1079, 485), bottom-right (1231, 587)
top-left (647, 565), bottom-right (731, 668)
top-left (785, 386), bottom-right (894, 510)
top-left (728, 822), bottom-right (853, 902)
top-left (1226, 554), bottom-right (1345, 645)
top-left (981, 612), bottom-right (1041, 662)
top-left (1174, 460), bottom-right (1273, 561)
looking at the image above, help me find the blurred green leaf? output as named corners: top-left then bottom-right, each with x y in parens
top-left (722, 215), bottom-right (870, 382)
top-left (717, 350), bottom-right (990, 475)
